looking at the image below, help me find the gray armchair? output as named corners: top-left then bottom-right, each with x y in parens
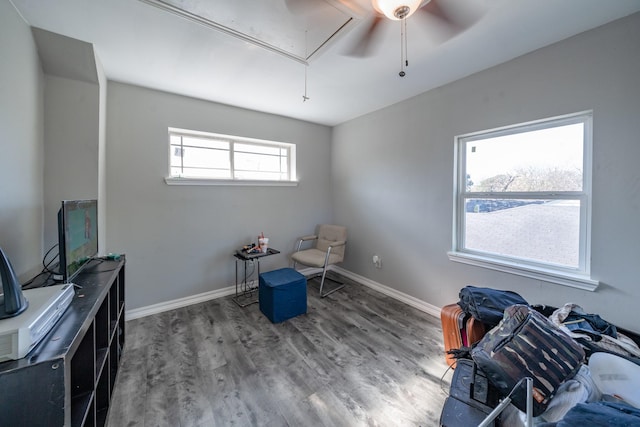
top-left (291, 224), bottom-right (347, 297)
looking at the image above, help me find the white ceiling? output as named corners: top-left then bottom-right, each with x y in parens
top-left (11, 0), bottom-right (640, 126)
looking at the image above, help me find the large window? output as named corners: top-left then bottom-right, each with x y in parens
top-left (166, 128), bottom-right (296, 184)
top-left (449, 111), bottom-right (597, 290)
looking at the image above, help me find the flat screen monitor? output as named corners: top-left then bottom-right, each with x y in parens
top-left (58, 199), bottom-right (98, 283)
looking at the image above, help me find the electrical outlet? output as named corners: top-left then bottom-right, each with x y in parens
top-left (372, 255), bottom-right (382, 269)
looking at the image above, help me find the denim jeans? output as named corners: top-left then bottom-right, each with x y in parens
top-left (538, 401), bottom-right (640, 426)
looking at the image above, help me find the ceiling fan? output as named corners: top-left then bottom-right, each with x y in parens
top-left (286, 0), bottom-right (484, 75)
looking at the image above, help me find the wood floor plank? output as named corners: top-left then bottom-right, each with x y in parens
top-left (107, 275), bottom-right (450, 426)
top-left (106, 345), bottom-right (148, 427)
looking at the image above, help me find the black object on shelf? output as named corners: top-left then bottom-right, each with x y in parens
top-left (0, 247), bottom-right (29, 319)
top-left (235, 247), bottom-right (280, 260)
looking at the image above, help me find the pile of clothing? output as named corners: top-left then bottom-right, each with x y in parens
top-left (449, 286), bottom-right (640, 426)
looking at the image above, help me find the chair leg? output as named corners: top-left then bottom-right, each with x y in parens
top-left (318, 267), bottom-right (345, 298)
top-left (318, 267), bottom-right (327, 296)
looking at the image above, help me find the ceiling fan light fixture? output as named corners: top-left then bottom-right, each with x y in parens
top-left (372, 0), bottom-right (423, 20)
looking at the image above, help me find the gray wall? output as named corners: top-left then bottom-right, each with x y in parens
top-left (332, 12), bottom-right (640, 332)
top-left (42, 75), bottom-right (101, 251)
top-left (97, 55), bottom-right (108, 252)
top-left (0, 0), bottom-right (44, 278)
top-left (32, 28), bottom-right (106, 258)
top-left (1, 6), bottom-right (108, 282)
top-left (106, 82), bottom-right (333, 309)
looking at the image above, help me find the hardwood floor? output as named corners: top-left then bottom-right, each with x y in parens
top-left (106, 275), bottom-right (451, 426)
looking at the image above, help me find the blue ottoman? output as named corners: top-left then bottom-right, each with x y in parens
top-left (259, 268), bottom-right (307, 323)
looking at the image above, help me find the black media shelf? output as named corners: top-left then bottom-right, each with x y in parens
top-left (0, 257), bottom-right (126, 427)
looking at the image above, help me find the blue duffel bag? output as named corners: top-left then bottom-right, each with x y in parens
top-left (458, 285), bottom-right (529, 329)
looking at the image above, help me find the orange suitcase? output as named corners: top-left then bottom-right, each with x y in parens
top-left (440, 303), bottom-right (486, 368)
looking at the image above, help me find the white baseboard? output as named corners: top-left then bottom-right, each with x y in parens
top-left (125, 266), bottom-right (442, 321)
top-left (329, 266), bottom-right (442, 319)
top-left (125, 285), bottom-right (237, 320)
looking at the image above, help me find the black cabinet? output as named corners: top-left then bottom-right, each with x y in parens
top-left (0, 257), bottom-right (126, 427)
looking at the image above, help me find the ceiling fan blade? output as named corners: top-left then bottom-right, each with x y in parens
top-left (344, 14), bottom-right (385, 57)
top-left (419, 1), bottom-right (462, 35)
top-left (417, 0), bottom-right (485, 40)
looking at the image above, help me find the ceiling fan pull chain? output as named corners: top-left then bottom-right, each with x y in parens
top-left (404, 18), bottom-right (409, 69)
top-left (303, 64), bottom-right (310, 102)
top-left (399, 18), bottom-right (407, 77)
top-left (303, 30), bottom-right (310, 102)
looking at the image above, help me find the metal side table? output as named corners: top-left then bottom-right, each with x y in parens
top-left (233, 248), bottom-right (280, 307)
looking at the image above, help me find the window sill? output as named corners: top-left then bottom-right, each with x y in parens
top-left (447, 251), bottom-right (599, 292)
top-left (164, 177), bottom-right (299, 187)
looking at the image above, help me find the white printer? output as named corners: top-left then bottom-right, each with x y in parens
top-left (0, 284), bottom-right (74, 362)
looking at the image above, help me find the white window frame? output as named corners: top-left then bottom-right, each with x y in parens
top-left (448, 111), bottom-right (599, 291)
top-left (164, 127), bottom-right (297, 187)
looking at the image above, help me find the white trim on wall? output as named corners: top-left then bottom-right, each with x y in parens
top-left (125, 285), bottom-right (236, 320)
top-left (330, 266), bottom-right (442, 319)
top-left (125, 266), bottom-right (442, 321)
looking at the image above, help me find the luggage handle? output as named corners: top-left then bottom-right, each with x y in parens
top-left (471, 363), bottom-right (489, 404)
top-left (478, 377), bottom-right (534, 427)
top-left (457, 313), bottom-right (466, 330)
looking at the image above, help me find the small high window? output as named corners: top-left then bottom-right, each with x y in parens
top-left (449, 111), bottom-right (597, 290)
top-left (166, 128), bottom-right (296, 184)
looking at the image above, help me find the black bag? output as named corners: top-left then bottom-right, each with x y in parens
top-left (471, 304), bottom-right (585, 417)
top-left (458, 285), bottom-right (528, 328)
top-left (439, 359), bottom-right (501, 427)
